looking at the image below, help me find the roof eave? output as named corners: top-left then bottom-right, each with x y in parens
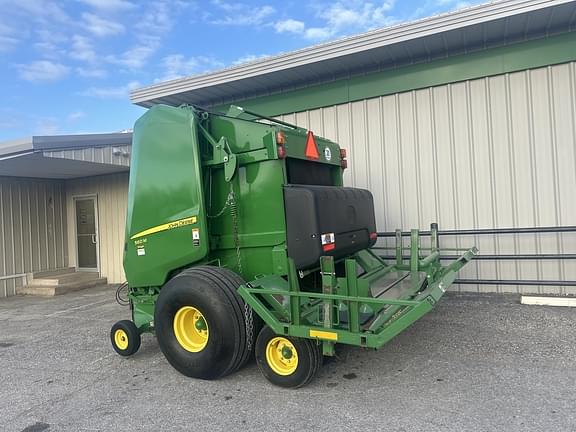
top-left (0, 133), bottom-right (133, 159)
top-left (0, 137), bottom-right (33, 158)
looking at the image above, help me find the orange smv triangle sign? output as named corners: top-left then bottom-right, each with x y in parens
top-left (305, 131), bottom-right (319, 160)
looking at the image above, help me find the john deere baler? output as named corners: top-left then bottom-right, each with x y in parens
top-left (110, 104), bottom-right (477, 387)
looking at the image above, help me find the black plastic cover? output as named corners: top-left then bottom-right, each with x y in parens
top-left (283, 185), bottom-right (377, 269)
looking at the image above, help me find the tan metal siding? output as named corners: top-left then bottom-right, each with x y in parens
top-left (65, 173), bottom-right (128, 284)
top-left (0, 177), bottom-right (67, 297)
top-left (279, 62), bottom-right (576, 294)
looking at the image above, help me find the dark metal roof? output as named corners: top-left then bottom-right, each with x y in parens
top-left (0, 132), bottom-right (132, 179)
top-left (32, 132), bottom-right (132, 151)
top-left (0, 132), bottom-right (132, 157)
top-left (0, 153), bottom-right (129, 179)
top-left (131, 0), bottom-right (576, 108)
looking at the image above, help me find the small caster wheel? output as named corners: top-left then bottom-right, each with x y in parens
top-left (111, 320), bottom-right (141, 357)
top-left (255, 326), bottom-right (322, 388)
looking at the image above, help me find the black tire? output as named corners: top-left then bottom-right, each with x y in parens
top-left (220, 267), bottom-right (263, 357)
top-left (154, 266), bottom-right (255, 380)
top-left (111, 320), bottom-right (141, 357)
top-left (255, 326), bottom-right (322, 388)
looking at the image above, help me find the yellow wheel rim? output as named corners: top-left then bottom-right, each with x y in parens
top-left (114, 329), bottom-right (129, 350)
top-left (266, 337), bottom-right (298, 376)
top-left (173, 306), bottom-right (209, 352)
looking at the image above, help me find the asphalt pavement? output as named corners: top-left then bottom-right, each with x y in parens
top-left (0, 286), bottom-right (574, 432)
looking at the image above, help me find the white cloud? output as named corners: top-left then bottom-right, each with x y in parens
top-left (410, 0), bottom-right (476, 20)
top-left (69, 35), bottom-right (97, 62)
top-left (76, 67), bottom-right (108, 78)
top-left (210, 0), bottom-right (242, 12)
top-left (0, 23), bottom-right (20, 52)
top-left (83, 13), bottom-right (125, 37)
top-left (0, 35), bottom-right (19, 52)
top-left (2, 0), bottom-right (71, 24)
top-left (276, 1), bottom-right (396, 41)
top-left (67, 111), bottom-right (86, 122)
top-left (303, 27), bottom-right (333, 40)
top-left (210, 2), bottom-right (275, 26)
top-left (78, 0), bottom-right (136, 11)
top-left (157, 54), bottom-right (224, 81)
top-left (79, 81), bottom-right (140, 99)
top-left (0, 2), bottom-right (71, 55)
top-left (232, 53), bottom-right (270, 65)
top-left (327, 1), bottom-right (395, 26)
top-left (17, 60), bottom-right (70, 82)
top-left (112, 1), bottom-right (193, 70)
top-left (434, 0), bottom-right (471, 6)
top-left (107, 40), bottom-right (159, 69)
top-left (136, 1), bottom-right (176, 33)
top-left (274, 19), bottom-right (305, 34)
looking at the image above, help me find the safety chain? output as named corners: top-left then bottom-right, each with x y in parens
top-left (207, 185), bottom-right (235, 219)
top-left (226, 183), bottom-right (254, 351)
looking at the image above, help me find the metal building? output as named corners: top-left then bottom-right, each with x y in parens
top-left (1, 0), bottom-right (575, 297)
top-left (0, 134), bottom-right (131, 297)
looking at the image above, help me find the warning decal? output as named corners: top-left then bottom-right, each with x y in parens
top-left (321, 232), bottom-right (335, 251)
top-left (192, 228), bottom-right (200, 246)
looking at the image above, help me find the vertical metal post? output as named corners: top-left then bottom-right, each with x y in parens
top-left (287, 259), bottom-right (301, 327)
top-left (320, 256), bottom-right (336, 356)
top-left (410, 229), bottom-right (419, 273)
top-left (320, 256), bottom-right (336, 328)
top-left (395, 229), bottom-right (403, 266)
top-left (345, 259), bottom-right (360, 333)
top-left (430, 223), bottom-right (439, 252)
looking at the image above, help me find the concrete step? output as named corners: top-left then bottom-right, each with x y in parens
top-left (31, 271), bottom-right (103, 286)
top-left (17, 271), bottom-right (108, 297)
top-left (32, 267), bottom-right (76, 279)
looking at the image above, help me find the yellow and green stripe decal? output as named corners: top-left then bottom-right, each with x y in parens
top-left (130, 216), bottom-right (197, 240)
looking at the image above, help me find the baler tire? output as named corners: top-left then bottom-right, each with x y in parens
top-left (255, 326), bottom-right (322, 388)
top-left (154, 266), bottom-right (251, 380)
top-left (212, 267), bottom-right (263, 360)
top-left (111, 320), bottom-right (141, 357)
top-left (191, 266), bottom-right (254, 372)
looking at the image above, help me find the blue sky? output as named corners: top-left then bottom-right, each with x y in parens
top-left (0, 0), bottom-right (486, 140)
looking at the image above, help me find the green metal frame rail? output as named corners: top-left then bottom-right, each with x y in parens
top-left (238, 225), bottom-right (478, 353)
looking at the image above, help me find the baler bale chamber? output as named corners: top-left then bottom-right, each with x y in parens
top-left (110, 104), bottom-right (477, 388)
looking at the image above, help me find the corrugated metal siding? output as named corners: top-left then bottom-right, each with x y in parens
top-left (279, 62), bottom-right (576, 294)
top-left (0, 177), bottom-right (67, 297)
top-left (65, 173), bottom-right (128, 284)
top-left (43, 145), bottom-right (131, 166)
